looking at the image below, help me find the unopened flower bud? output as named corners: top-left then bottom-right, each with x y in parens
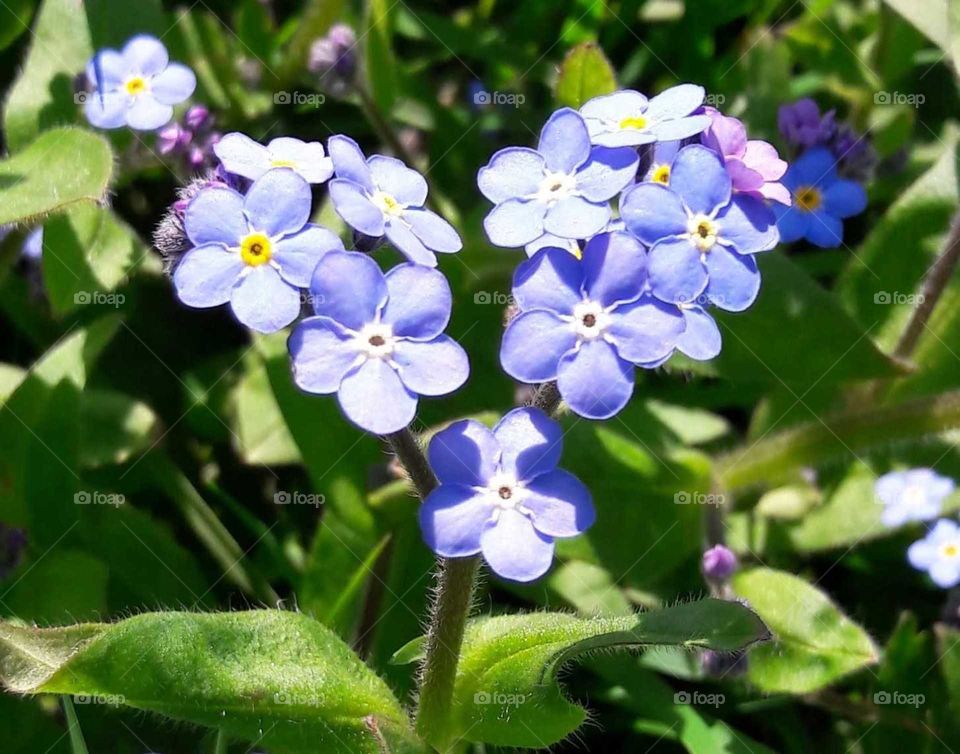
top-left (702, 544), bottom-right (738, 582)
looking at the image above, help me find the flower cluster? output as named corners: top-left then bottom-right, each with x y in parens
top-left (158, 105), bottom-right (221, 172)
top-left (875, 468), bottom-right (960, 587)
top-left (479, 85), bottom-right (787, 419)
top-left (773, 99), bottom-right (870, 248)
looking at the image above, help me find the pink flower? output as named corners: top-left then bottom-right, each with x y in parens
top-left (702, 107), bottom-right (791, 205)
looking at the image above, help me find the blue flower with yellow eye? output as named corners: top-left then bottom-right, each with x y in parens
top-left (773, 147), bottom-right (867, 248)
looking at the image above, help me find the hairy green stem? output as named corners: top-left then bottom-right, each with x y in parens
top-left (717, 389), bottom-right (960, 492)
top-left (63, 697), bottom-right (89, 754)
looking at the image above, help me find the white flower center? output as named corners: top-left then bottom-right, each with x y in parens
top-left (356, 322), bottom-right (395, 359)
top-left (535, 170), bottom-right (577, 204)
top-left (687, 213), bottom-right (719, 252)
top-left (900, 484), bottom-right (927, 509)
top-left (372, 190), bottom-right (405, 217)
top-left (487, 472), bottom-right (527, 512)
top-left (571, 300), bottom-right (609, 341)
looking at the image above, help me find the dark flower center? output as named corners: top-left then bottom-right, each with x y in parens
top-left (696, 222), bottom-right (712, 239)
top-left (368, 334), bottom-right (386, 347)
top-left (249, 242), bottom-right (264, 256)
top-left (498, 486), bottom-right (513, 500)
top-left (582, 313), bottom-right (597, 328)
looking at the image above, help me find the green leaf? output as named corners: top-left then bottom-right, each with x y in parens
top-left (731, 567), bottom-right (879, 693)
top-left (881, 0), bottom-right (951, 58)
top-left (0, 129), bottom-right (113, 226)
top-left (232, 354), bottom-right (301, 466)
top-left (0, 0), bottom-right (34, 51)
top-left (0, 611), bottom-right (424, 754)
top-left (554, 41), bottom-right (617, 108)
top-left (398, 600), bottom-right (768, 748)
top-left (42, 205), bottom-right (146, 316)
top-left (365, 0), bottom-right (398, 113)
top-left (78, 389), bottom-right (158, 468)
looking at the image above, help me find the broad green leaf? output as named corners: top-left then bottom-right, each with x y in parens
top-left (0, 611), bottom-right (424, 754)
top-left (396, 600), bottom-right (768, 748)
top-left (0, 129), bottom-right (113, 226)
top-left (365, 0), bottom-right (398, 113)
top-left (554, 41), bottom-right (617, 108)
top-left (0, 0), bottom-right (34, 51)
top-left (232, 354), bottom-right (301, 466)
top-left (732, 567), bottom-right (879, 693)
top-left (78, 389), bottom-right (157, 468)
top-left (2, 549), bottom-right (108, 624)
top-left (42, 205), bottom-right (146, 316)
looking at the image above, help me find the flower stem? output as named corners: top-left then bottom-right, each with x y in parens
top-left (893, 208), bottom-right (960, 361)
top-left (63, 697), bottom-right (89, 754)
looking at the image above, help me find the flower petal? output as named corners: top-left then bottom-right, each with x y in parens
top-left (786, 147), bottom-right (837, 188)
top-left (649, 114), bottom-right (712, 141)
top-left (184, 187), bottom-right (247, 246)
top-left (288, 316), bottom-right (359, 394)
top-left (229, 266), bottom-right (301, 333)
top-left (806, 210), bottom-right (845, 248)
top-left (268, 137), bottom-right (333, 183)
top-left (543, 195), bottom-right (610, 239)
top-left (822, 179), bottom-right (867, 218)
top-left (557, 339), bottom-right (634, 419)
top-left (525, 469), bottom-right (595, 538)
top-left (309, 250), bottom-right (387, 329)
top-left (122, 35), bottom-right (168, 76)
top-left (483, 199), bottom-right (546, 248)
top-left (773, 203), bottom-right (810, 243)
top-left (575, 146), bottom-right (639, 202)
top-left (645, 83), bottom-right (705, 120)
top-left (86, 50), bottom-right (126, 89)
top-left (501, 310), bottom-right (577, 383)
top-left (337, 358), bottom-right (417, 434)
top-left (512, 247), bottom-right (584, 314)
top-left (538, 108), bottom-right (592, 173)
top-left (244, 168), bottom-right (311, 236)
top-left (717, 195), bottom-right (779, 254)
top-left (705, 246), bottom-right (760, 312)
top-left (404, 208), bottom-right (462, 252)
top-left (382, 264), bottom-right (451, 338)
top-left (125, 95), bottom-right (173, 130)
top-left (493, 407), bottom-right (563, 481)
top-left (384, 219), bottom-right (438, 266)
top-left (272, 224), bottom-right (344, 287)
top-left (328, 134), bottom-right (375, 192)
top-left (428, 419), bottom-right (500, 487)
top-left (84, 90), bottom-right (127, 129)
top-left (393, 336), bottom-right (469, 396)
top-left (669, 145), bottom-right (731, 214)
top-left (368, 155), bottom-right (428, 205)
top-left (214, 132), bottom-right (272, 181)
top-left (329, 179), bottom-right (385, 237)
top-left (607, 296), bottom-right (685, 363)
top-left (173, 243), bottom-right (243, 307)
top-left (647, 237), bottom-right (708, 305)
top-left (582, 231), bottom-right (647, 307)
top-left (478, 147), bottom-right (546, 203)
top-left (420, 484), bottom-right (494, 557)
top-left (481, 509), bottom-right (555, 582)
top-left (677, 305), bottom-right (722, 360)
top-left (150, 63), bottom-right (196, 105)
top-left (619, 182), bottom-right (687, 244)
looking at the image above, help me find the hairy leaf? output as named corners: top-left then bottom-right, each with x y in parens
top-left (555, 42), bottom-right (617, 108)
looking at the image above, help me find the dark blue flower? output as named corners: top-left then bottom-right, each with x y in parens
top-left (773, 147), bottom-right (867, 248)
top-left (419, 407), bottom-right (594, 582)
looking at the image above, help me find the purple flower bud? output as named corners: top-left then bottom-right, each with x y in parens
top-left (777, 98), bottom-right (836, 148)
top-left (158, 122), bottom-right (190, 155)
top-left (308, 24), bottom-right (357, 95)
top-left (185, 104), bottom-right (211, 131)
top-left (702, 544), bottom-right (738, 581)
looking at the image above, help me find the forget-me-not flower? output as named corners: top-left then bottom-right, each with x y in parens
top-left (327, 136), bottom-right (461, 266)
top-left (85, 35), bottom-right (196, 131)
top-left (579, 85), bottom-right (711, 147)
top-left (419, 407), bottom-right (594, 582)
top-left (288, 251), bottom-right (469, 434)
top-left (501, 233), bottom-right (684, 419)
top-left (173, 168), bottom-right (343, 333)
top-left (620, 144), bottom-right (778, 311)
top-left (676, 304), bottom-right (722, 361)
top-left (773, 147), bottom-right (867, 248)
top-left (214, 133), bottom-right (334, 184)
top-left (876, 468), bottom-right (955, 528)
top-left (908, 520), bottom-right (960, 588)
top-left (477, 108), bottom-right (638, 248)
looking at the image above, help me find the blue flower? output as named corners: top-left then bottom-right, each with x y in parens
top-left (477, 108), bottom-right (638, 248)
top-left (773, 147), bottom-right (867, 248)
top-left (676, 303), bottom-right (722, 361)
top-left (419, 407), bottom-right (594, 582)
top-left (21, 227), bottom-right (43, 263)
top-left (173, 168), bottom-right (343, 333)
top-left (327, 136), bottom-right (461, 266)
top-left (876, 468), bottom-right (955, 528)
top-left (620, 144), bottom-right (778, 310)
top-left (214, 133), bottom-right (334, 184)
top-left (579, 85), bottom-right (711, 147)
top-left (500, 232), bottom-right (684, 419)
top-left (288, 251), bottom-right (469, 434)
top-left (908, 519), bottom-right (960, 588)
top-left (84, 35), bottom-right (196, 131)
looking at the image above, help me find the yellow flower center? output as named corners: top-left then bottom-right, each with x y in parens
top-left (240, 232), bottom-right (273, 267)
top-left (372, 190), bottom-right (404, 217)
top-left (945, 544), bottom-right (959, 558)
top-left (619, 115), bottom-right (648, 130)
top-left (124, 76), bottom-right (149, 96)
top-left (795, 186), bottom-right (822, 212)
top-left (687, 215), bottom-right (719, 251)
top-left (651, 164), bottom-right (671, 185)
top-left (270, 159), bottom-right (297, 168)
